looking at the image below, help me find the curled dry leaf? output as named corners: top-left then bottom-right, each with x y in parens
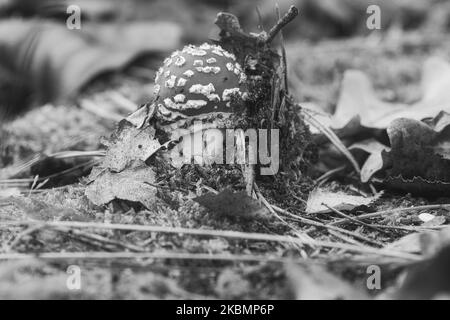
top-left (349, 139), bottom-right (390, 183)
top-left (193, 189), bottom-right (270, 220)
top-left (305, 187), bottom-right (381, 214)
top-left (350, 113), bottom-right (450, 189)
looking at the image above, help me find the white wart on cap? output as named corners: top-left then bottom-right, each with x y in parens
top-left (153, 43), bottom-right (247, 123)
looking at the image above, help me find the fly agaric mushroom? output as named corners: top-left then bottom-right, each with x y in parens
top-left (152, 43), bottom-right (248, 133)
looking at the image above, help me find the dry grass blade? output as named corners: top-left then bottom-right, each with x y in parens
top-left (300, 107), bottom-right (361, 175)
top-left (272, 205), bottom-right (385, 247)
top-left (0, 220), bottom-right (421, 260)
top-left (330, 204), bottom-right (450, 226)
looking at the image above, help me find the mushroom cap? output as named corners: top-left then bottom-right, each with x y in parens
top-left (153, 43), bottom-right (247, 123)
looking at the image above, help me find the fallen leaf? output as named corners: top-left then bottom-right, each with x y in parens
top-left (384, 233), bottom-right (422, 254)
top-left (100, 120), bottom-right (161, 173)
top-left (305, 187), bottom-right (381, 214)
top-left (193, 189), bottom-right (270, 220)
top-left (349, 139), bottom-right (390, 182)
top-left (332, 57), bottom-right (450, 132)
top-left (350, 114), bottom-right (450, 187)
top-left (385, 227), bottom-right (450, 256)
top-left (383, 176), bottom-right (450, 196)
top-left (85, 161), bottom-right (157, 209)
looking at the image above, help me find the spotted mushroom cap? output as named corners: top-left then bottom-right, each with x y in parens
top-left (153, 43), bottom-right (247, 122)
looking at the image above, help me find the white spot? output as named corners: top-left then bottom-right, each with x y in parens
top-left (234, 68), bottom-right (240, 75)
top-left (212, 49), bottom-right (223, 57)
top-left (207, 94), bottom-right (220, 102)
top-left (170, 51), bottom-right (177, 58)
top-left (222, 88), bottom-right (241, 101)
top-left (158, 104), bottom-right (172, 116)
top-left (182, 45), bottom-right (207, 56)
top-left (222, 50), bottom-right (236, 60)
top-left (174, 55), bottom-right (186, 67)
top-left (163, 98), bottom-right (177, 109)
top-left (177, 78), bottom-right (187, 87)
top-left (186, 100), bottom-right (208, 109)
top-left (183, 70), bottom-right (195, 78)
top-left (165, 75), bottom-right (177, 88)
top-left (173, 94), bottom-right (186, 103)
top-left (239, 72), bottom-right (247, 83)
top-left (155, 67), bottom-right (163, 82)
top-left (235, 63), bottom-right (242, 71)
top-left (200, 43), bottom-right (211, 50)
top-left (206, 58), bottom-right (217, 64)
top-left (164, 70), bottom-right (171, 78)
top-left (153, 84), bottom-right (161, 96)
top-left (164, 57), bottom-right (173, 67)
top-left (226, 63), bottom-right (234, 72)
top-left (196, 66), bottom-right (221, 74)
top-left (193, 60), bottom-right (204, 67)
top-left (189, 83), bottom-right (216, 96)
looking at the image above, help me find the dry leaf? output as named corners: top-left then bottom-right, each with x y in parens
top-left (384, 233), bottom-right (422, 254)
top-left (85, 161), bottom-right (157, 209)
top-left (101, 120), bottom-right (161, 173)
top-left (349, 139), bottom-right (390, 182)
top-left (349, 113), bottom-right (450, 188)
top-left (305, 187), bottom-right (380, 214)
top-left (331, 57), bottom-right (450, 132)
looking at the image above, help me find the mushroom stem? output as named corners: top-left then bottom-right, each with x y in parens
top-left (244, 163), bottom-right (255, 197)
top-left (265, 6), bottom-right (299, 44)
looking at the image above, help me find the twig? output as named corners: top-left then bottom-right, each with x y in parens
top-left (0, 220), bottom-right (419, 260)
top-left (56, 227), bottom-right (145, 252)
top-left (314, 165), bottom-right (346, 185)
top-left (272, 205), bottom-right (384, 247)
top-left (330, 204), bottom-right (450, 226)
top-left (322, 204), bottom-right (387, 234)
top-left (275, 5), bottom-right (289, 95)
top-left (265, 6), bottom-right (299, 44)
top-left (0, 251), bottom-right (300, 263)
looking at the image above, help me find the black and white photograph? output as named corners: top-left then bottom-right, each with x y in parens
top-left (0, 0), bottom-right (450, 304)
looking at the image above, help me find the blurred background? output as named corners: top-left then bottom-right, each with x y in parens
top-left (1, 0), bottom-right (450, 175)
top-left (0, 0), bottom-right (449, 118)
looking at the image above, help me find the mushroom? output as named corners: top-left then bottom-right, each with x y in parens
top-left (153, 43), bottom-right (248, 134)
